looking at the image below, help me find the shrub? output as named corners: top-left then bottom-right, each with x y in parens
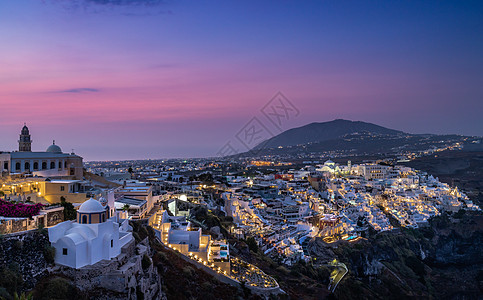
top-left (246, 237), bottom-right (258, 253)
top-left (153, 251), bottom-right (168, 264)
top-left (43, 245), bottom-right (56, 264)
top-left (0, 287), bottom-right (11, 300)
top-left (59, 199), bottom-right (76, 220)
top-left (182, 266), bottom-right (195, 278)
top-left (141, 254), bottom-right (151, 270)
top-left (276, 266), bottom-right (290, 275)
top-left (36, 277), bottom-right (78, 300)
top-left (201, 281), bottom-right (212, 291)
top-left (133, 232), bottom-right (141, 243)
top-left (0, 263), bottom-right (23, 297)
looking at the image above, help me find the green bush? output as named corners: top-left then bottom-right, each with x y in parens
top-left (182, 266), bottom-right (195, 278)
top-left (133, 232), bottom-right (141, 243)
top-left (246, 237), bottom-right (258, 253)
top-left (59, 199), bottom-right (76, 220)
top-left (141, 254), bottom-right (151, 270)
top-left (35, 277), bottom-right (78, 300)
top-left (153, 251), bottom-right (168, 264)
top-left (276, 266), bottom-right (290, 275)
top-left (201, 281), bottom-right (212, 291)
top-left (0, 287), bottom-right (11, 300)
top-left (43, 244), bottom-right (56, 264)
top-left (0, 263), bottom-right (23, 297)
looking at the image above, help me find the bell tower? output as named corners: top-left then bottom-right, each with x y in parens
top-left (18, 123), bottom-right (32, 152)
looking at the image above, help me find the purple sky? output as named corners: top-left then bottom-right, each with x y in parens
top-left (1, 0), bottom-right (482, 160)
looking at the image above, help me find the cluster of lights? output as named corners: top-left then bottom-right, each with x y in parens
top-left (157, 212), bottom-right (276, 288)
top-left (186, 252), bottom-right (228, 275)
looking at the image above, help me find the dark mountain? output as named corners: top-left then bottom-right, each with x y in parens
top-left (254, 119), bottom-right (405, 150)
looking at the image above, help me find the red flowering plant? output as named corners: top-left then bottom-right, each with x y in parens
top-left (0, 199), bottom-right (44, 218)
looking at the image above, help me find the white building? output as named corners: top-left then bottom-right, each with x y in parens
top-left (359, 164), bottom-right (389, 180)
top-left (48, 198), bottom-right (133, 269)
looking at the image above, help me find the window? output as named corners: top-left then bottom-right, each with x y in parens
top-left (82, 215), bottom-right (87, 224)
top-left (111, 240), bottom-right (113, 248)
top-left (42, 162), bottom-right (47, 170)
top-left (60, 186), bottom-right (65, 191)
top-left (50, 162), bottom-right (55, 169)
top-left (58, 161), bottom-right (62, 169)
top-left (15, 162), bottom-right (20, 170)
top-left (3, 162), bottom-right (7, 170)
top-left (70, 169), bottom-right (75, 175)
top-left (62, 248), bottom-right (68, 255)
top-left (25, 162), bottom-right (30, 170)
top-left (64, 161), bottom-right (67, 168)
top-left (33, 162), bottom-right (38, 170)
top-left (102, 214), bottom-right (105, 222)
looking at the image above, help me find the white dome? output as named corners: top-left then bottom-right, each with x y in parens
top-left (78, 198), bottom-right (105, 213)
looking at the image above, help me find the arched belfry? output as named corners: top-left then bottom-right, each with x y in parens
top-left (18, 123), bottom-right (32, 152)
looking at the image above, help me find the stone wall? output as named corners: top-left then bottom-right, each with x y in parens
top-left (45, 207), bottom-right (64, 227)
top-left (0, 230), bottom-right (51, 290)
top-left (0, 218), bottom-right (32, 234)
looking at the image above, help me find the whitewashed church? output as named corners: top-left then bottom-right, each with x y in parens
top-left (48, 198), bottom-right (133, 269)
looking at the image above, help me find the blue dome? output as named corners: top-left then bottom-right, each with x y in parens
top-left (46, 141), bottom-right (62, 153)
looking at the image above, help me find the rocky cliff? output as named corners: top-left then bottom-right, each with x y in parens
top-left (0, 229), bottom-right (53, 294)
top-left (308, 211), bottom-right (483, 299)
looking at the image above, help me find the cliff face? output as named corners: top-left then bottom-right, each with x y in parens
top-left (308, 212), bottom-right (483, 299)
top-left (51, 237), bottom-right (167, 300)
top-left (0, 226), bottom-right (167, 300)
top-left (133, 222), bottom-right (245, 300)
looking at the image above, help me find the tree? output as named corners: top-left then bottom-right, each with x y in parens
top-left (60, 198), bottom-right (76, 220)
top-left (246, 237), bottom-right (258, 253)
top-left (43, 245), bottom-right (56, 264)
top-left (0, 263), bottom-right (23, 298)
top-left (142, 254), bottom-right (152, 270)
top-left (122, 204), bottom-right (130, 212)
top-left (35, 277), bottom-right (78, 300)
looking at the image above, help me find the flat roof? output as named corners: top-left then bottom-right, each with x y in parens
top-left (48, 180), bottom-right (82, 184)
top-left (115, 196), bottom-right (147, 207)
top-left (10, 152), bottom-right (81, 159)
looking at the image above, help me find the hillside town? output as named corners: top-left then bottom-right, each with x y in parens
top-left (0, 125), bottom-right (481, 299)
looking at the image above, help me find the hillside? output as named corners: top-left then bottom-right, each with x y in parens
top-left (308, 211), bottom-right (483, 299)
top-left (254, 119), bottom-right (404, 150)
top-left (235, 119), bottom-right (477, 159)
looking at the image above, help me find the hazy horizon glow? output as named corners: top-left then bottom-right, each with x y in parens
top-left (1, 1), bottom-right (482, 160)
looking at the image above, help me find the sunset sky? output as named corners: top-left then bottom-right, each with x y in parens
top-left (1, 0), bottom-right (482, 160)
